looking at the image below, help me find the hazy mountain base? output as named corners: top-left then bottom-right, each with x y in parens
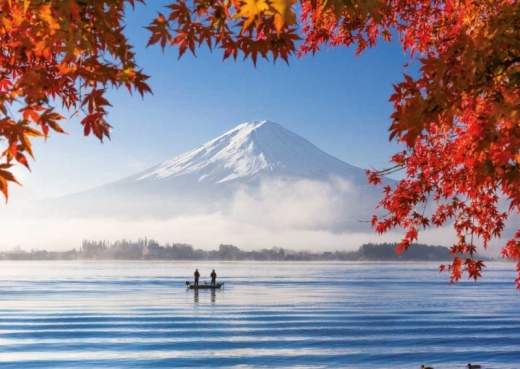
top-left (35, 175), bottom-right (387, 233)
top-left (0, 242), bottom-right (470, 262)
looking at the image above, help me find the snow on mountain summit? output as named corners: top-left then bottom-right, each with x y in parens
top-left (137, 120), bottom-right (366, 184)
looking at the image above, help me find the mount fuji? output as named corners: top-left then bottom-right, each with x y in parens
top-left (49, 120), bottom-right (392, 231)
top-left (136, 120), bottom-right (368, 184)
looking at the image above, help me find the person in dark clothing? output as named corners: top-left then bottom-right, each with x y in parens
top-left (210, 269), bottom-right (217, 286)
top-left (194, 269), bottom-right (200, 286)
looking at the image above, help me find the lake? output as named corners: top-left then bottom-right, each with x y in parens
top-left (0, 261), bottom-right (519, 368)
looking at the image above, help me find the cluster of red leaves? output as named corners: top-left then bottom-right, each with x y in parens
top-left (0, 0), bottom-right (151, 200)
top-left (146, 0), bottom-right (301, 65)
top-left (366, 0), bottom-right (520, 287)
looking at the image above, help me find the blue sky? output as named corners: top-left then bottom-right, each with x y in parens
top-left (14, 1), bottom-right (410, 200)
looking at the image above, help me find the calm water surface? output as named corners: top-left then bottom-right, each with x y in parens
top-left (0, 261), bottom-right (519, 368)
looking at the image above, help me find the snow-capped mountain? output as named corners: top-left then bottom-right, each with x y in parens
top-left (48, 120), bottom-right (391, 229)
top-left (135, 120), bottom-right (367, 185)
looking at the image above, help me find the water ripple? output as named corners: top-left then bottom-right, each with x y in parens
top-left (0, 261), bottom-right (519, 368)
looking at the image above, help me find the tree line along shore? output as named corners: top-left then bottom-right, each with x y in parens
top-left (0, 240), bottom-right (474, 262)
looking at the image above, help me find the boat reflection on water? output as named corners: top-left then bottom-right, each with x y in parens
top-left (190, 289), bottom-right (219, 304)
top-left (187, 280), bottom-right (224, 304)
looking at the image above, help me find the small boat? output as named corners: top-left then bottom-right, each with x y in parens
top-left (186, 281), bottom-right (224, 289)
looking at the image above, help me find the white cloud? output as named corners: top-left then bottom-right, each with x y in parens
top-left (228, 177), bottom-right (360, 230)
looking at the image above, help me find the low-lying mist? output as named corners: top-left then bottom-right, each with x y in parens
top-left (0, 177), bottom-right (497, 254)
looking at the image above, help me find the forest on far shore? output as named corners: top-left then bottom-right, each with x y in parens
top-left (0, 240), bottom-right (481, 262)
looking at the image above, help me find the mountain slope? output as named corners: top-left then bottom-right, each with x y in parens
top-left (48, 120), bottom-right (392, 229)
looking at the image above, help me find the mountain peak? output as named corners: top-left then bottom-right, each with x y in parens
top-left (136, 120), bottom-right (365, 184)
top-left (229, 119), bottom-right (279, 135)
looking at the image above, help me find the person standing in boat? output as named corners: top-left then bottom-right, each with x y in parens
top-left (194, 269), bottom-right (200, 286)
top-left (210, 269), bottom-right (217, 286)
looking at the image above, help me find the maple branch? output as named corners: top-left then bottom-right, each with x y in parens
top-left (370, 163), bottom-right (403, 177)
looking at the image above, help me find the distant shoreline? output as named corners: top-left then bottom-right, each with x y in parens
top-left (1, 241), bottom-right (493, 262)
